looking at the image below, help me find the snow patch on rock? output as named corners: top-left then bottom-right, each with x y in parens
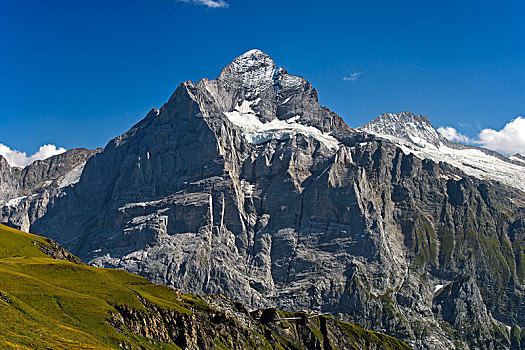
top-left (58, 163), bottom-right (85, 188)
top-left (4, 196), bottom-right (27, 207)
top-left (224, 100), bottom-right (339, 151)
top-left (240, 179), bottom-right (255, 198)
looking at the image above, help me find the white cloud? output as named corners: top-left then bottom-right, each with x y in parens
top-left (476, 117), bottom-right (525, 155)
top-left (438, 116), bottom-right (525, 155)
top-left (178, 0), bottom-right (229, 8)
top-left (0, 144), bottom-right (67, 168)
top-left (437, 126), bottom-right (472, 143)
top-left (343, 72), bottom-right (363, 81)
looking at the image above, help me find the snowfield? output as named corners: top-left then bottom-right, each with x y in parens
top-left (224, 100), bottom-right (340, 151)
top-left (371, 130), bottom-right (525, 192)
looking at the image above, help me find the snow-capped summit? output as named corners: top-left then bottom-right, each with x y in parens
top-left (217, 49), bottom-right (277, 99)
top-left (197, 50), bottom-right (348, 151)
top-left (215, 49), bottom-right (306, 101)
top-left (359, 111), bottom-right (525, 191)
top-left (359, 111), bottom-right (448, 148)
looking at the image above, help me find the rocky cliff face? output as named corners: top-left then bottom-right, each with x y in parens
top-left (2, 50), bottom-right (525, 349)
top-left (0, 148), bottom-right (100, 231)
top-left (0, 156), bottom-right (19, 205)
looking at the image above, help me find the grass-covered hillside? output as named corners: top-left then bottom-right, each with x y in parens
top-left (0, 224), bottom-right (411, 349)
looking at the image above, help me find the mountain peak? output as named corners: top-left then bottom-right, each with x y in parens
top-left (203, 50), bottom-right (348, 135)
top-left (226, 49), bottom-right (275, 74)
top-left (376, 111), bottom-right (434, 129)
top-left (510, 153), bottom-right (525, 165)
top-left (236, 49), bottom-right (272, 60)
top-left (217, 49), bottom-right (276, 99)
top-left (359, 111), bottom-right (446, 147)
top-left (359, 111), bottom-right (525, 190)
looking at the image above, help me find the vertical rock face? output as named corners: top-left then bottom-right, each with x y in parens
top-left (2, 50), bottom-right (525, 349)
top-left (0, 156), bottom-right (20, 205)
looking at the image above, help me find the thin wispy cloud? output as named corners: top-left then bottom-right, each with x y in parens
top-left (0, 143), bottom-right (66, 168)
top-left (343, 72), bottom-right (363, 82)
top-left (438, 116), bottom-right (525, 155)
top-left (178, 0), bottom-right (229, 8)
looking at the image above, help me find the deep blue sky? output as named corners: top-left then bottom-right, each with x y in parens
top-left (1, 0), bottom-right (524, 154)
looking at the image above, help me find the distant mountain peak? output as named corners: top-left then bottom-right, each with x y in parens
top-left (359, 111), bottom-right (447, 148)
top-left (359, 111), bottom-right (525, 190)
top-left (510, 153), bottom-right (525, 165)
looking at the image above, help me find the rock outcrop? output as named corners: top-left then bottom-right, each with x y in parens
top-left (111, 293), bottom-right (411, 350)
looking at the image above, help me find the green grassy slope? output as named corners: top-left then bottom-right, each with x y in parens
top-left (0, 224), bottom-right (185, 349)
top-left (0, 224), bottom-right (411, 350)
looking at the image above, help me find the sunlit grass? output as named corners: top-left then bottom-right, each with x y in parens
top-left (0, 224), bottom-right (188, 349)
